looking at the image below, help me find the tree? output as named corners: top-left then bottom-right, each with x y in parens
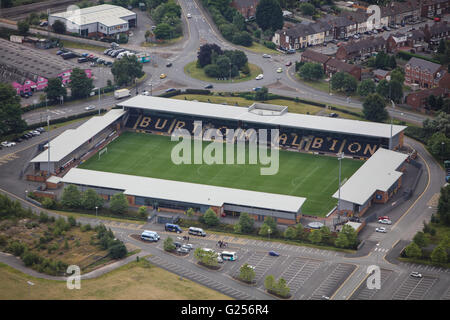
top-left (0, 83), bottom-right (27, 137)
top-left (236, 212), bottom-right (254, 234)
top-left (295, 223), bottom-right (306, 240)
top-left (264, 274), bottom-right (275, 291)
top-left (204, 64), bottom-right (221, 78)
top-left (299, 3), bottom-right (316, 16)
top-left (203, 208), bottom-right (220, 226)
top-left (186, 208), bottom-right (195, 218)
top-left (319, 226), bottom-right (331, 244)
top-left (341, 224), bottom-right (358, 248)
top-left (216, 55), bottom-right (232, 78)
top-left (67, 216), bottom-right (76, 227)
top-left (61, 185), bottom-right (82, 208)
top-left (224, 50), bottom-right (248, 70)
top-left (437, 185), bottom-right (450, 226)
top-left (388, 55), bottom-right (397, 69)
top-left (109, 242), bottom-right (127, 259)
top-left (376, 79), bottom-right (389, 98)
top-left (197, 43), bottom-right (223, 68)
top-left (390, 67), bottom-right (405, 84)
top-left (256, 0), bottom-right (283, 31)
top-left (363, 93), bottom-right (388, 122)
top-left (404, 242), bottom-right (422, 259)
top-left (342, 74), bottom-right (357, 94)
top-left (232, 31), bottom-right (252, 46)
top-left (258, 223), bottom-right (271, 237)
top-left (45, 78), bottom-right (67, 103)
top-left (232, 11), bottom-right (245, 31)
top-left (274, 277), bottom-right (290, 297)
top-left (413, 231), bottom-right (430, 248)
top-left (255, 87), bottom-right (268, 101)
top-left (239, 263), bottom-right (256, 283)
top-left (138, 206), bottom-right (147, 219)
top-left (428, 132), bottom-right (450, 160)
top-left (437, 39), bottom-right (446, 54)
top-left (154, 23), bottom-right (172, 39)
top-left (52, 20), bottom-right (66, 34)
top-left (431, 245), bottom-right (448, 264)
top-left (388, 80), bottom-right (403, 103)
top-left (284, 227), bottom-right (296, 239)
top-left (111, 55), bottom-right (144, 86)
top-left (17, 20), bottom-right (29, 35)
top-left (194, 248), bottom-right (218, 267)
top-left (375, 52), bottom-right (389, 69)
top-left (308, 229), bottom-right (322, 244)
top-left (81, 189), bottom-right (104, 210)
top-left (299, 62), bottom-right (324, 81)
top-left (330, 72), bottom-right (346, 91)
top-left (164, 236), bottom-right (176, 252)
top-left (264, 216), bottom-right (277, 234)
top-left (335, 231), bottom-right (349, 248)
top-left (357, 79), bottom-right (376, 96)
top-left (110, 193), bottom-right (129, 214)
top-left (69, 68), bottom-right (94, 99)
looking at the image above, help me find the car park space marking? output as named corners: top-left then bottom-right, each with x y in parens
top-left (147, 255), bottom-right (253, 300)
top-left (309, 263), bottom-right (356, 300)
top-left (441, 287), bottom-right (450, 300)
top-left (278, 257), bottom-right (322, 295)
top-left (350, 269), bottom-right (394, 300)
top-left (235, 251), bottom-right (280, 283)
top-left (392, 275), bottom-right (438, 300)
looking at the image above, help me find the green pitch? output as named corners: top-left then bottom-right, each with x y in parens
top-left (79, 132), bottom-right (363, 216)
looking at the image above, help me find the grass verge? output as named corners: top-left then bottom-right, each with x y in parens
top-left (0, 259), bottom-right (232, 299)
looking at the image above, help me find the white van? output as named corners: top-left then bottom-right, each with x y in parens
top-left (141, 230), bottom-right (160, 242)
top-left (188, 227), bottom-right (206, 237)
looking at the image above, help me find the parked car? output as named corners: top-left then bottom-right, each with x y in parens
top-left (255, 74), bottom-right (264, 80)
top-left (166, 62), bottom-right (172, 67)
top-left (253, 87), bottom-right (262, 91)
top-left (262, 54), bottom-right (271, 58)
top-left (78, 57), bottom-right (88, 63)
top-left (276, 67), bottom-right (283, 73)
top-left (36, 127), bottom-right (45, 132)
top-left (286, 49), bottom-right (296, 54)
top-left (269, 251), bottom-right (280, 257)
top-left (165, 88), bottom-right (176, 93)
top-left (379, 219), bottom-right (392, 225)
top-left (375, 227), bottom-right (387, 233)
top-left (30, 130), bottom-right (40, 136)
top-left (285, 61), bottom-right (292, 66)
top-left (177, 247), bottom-right (190, 254)
top-left (1, 141), bottom-right (16, 147)
top-left (160, 73), bottom-right (167, 79)
top-left (329, 113), bottom-right (338, 117)
top-left (378, 216), bottom-right (389, 221)
top-left (56, 50), bottom-right (64, 55)
top-left (104, 61), bottom-right (113, 66)
top-left (410, 271), bottom-right (422, 278)
top-left (85, 105), bottom-right (96, 111)
top-left (187, 13), bottom-right (192, 18)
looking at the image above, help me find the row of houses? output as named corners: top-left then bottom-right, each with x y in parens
top-left (272, 0), bottom-right (450, 51)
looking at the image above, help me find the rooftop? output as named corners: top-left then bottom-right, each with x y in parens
top-left (117, 96), bottom-right (406, 139)
top-left (406, 57), bottom-right (442, 74)
top-left (30, 109), bottom-right (126, 163)
top-left (50, 4), bottom-right (136, 27)
top-left (301, 48), bottom-right (331, 64)
top-left (332, 148), bottom-right (408, 205)
top-left (61, 168), bottom-right (306, 213)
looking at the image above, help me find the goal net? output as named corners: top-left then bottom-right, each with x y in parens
top-left (98, 147), bottom-right (108, 160)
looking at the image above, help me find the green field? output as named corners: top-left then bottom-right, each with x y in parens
top-left (79, 132), bottom-right (363, 216)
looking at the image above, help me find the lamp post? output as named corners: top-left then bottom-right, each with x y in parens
top-left (95, 206), bottom-right (98, 218)
top-left (337, 152), bottom-right (344, 221)
top-left (389, 99), bottom-right (395, 150)
top-left (46, 107), bottom-right (50, 177)
top-left (267, 227), bottom-right (272, 241)
top-left (442, 142), bottom-right (445, 161)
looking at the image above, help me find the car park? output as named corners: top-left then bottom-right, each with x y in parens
top-left (376, 227), bottom-right (387, 233)
top-left (204, 84), bottom-right (213, 89)
top-left (410, 272), bottom-right (422, 278)
top-left (269, 251), bottom-right (280, 257)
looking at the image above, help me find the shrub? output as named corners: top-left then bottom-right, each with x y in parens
top-left (7, 241), bottom-right (27, 256)
top-left (39, 212), bottom-right (49, 223)
top-left (67, 216), bottom-right (77, 227)
top-left (109, 243), bottom-right (127, 259)
top-left (42, 197), bottom-right (56, 209)
top-left (164, 236), bottom-right (176, 252)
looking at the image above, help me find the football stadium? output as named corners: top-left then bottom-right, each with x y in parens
top-left (30, 96), bottom-right (409, 225)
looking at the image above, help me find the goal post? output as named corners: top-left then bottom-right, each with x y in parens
top-left (98, 147), bottom-right (108, 160)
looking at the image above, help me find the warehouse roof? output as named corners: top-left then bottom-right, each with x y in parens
top-left (332, 148), bottom-right (408, 205)
top-left (30, 109), bottom-right (125, 163)
top-left (61, 168), bottom-right (306, 213)
top-left (117, 96), bottom-right (406, 139)
top-left (50, 4), bottom-right (136, 27)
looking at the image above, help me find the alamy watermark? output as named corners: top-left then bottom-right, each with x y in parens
top-left (170, 121), bottom-right (280, 176)
top-left (366, 265), bottom-right (381, 290)
top-left (66, 265), bottom-right (81, 290)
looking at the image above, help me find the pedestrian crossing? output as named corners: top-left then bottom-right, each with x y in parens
top-left (373, 247), bottom-right (389, 253)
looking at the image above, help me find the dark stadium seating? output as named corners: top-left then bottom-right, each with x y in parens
top-left (125, 111), bottom-right (387, 158)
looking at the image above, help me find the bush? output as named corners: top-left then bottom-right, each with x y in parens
top-left (67, 216), bottom-right (77, 227)
top-left (42, 197), bottom-right (56, 209)
top-left (7, 241), bottom-right (27, 256)
top-left (109, 243), bottom-right (127, 259)
top-left (264, 41), bottom-right (276, 49)
top-left (80, 224), bottom-right (92, 232)
top-left (203, 208), bottom-right (220, 226)
top-left (164, 236), bottom-right (176, 252)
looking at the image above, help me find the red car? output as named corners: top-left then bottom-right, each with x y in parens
top-left (285, 61), bottom-right (292, 66)
top-left (378, 216), bottom-right (389, 221)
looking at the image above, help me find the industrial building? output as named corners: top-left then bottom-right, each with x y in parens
top-left (48, 4), bottom-right (137, 37)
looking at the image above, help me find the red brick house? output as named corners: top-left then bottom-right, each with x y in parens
top-left (406, 87), bottom-right (449, 112)
top-left (420, 0), bottom-right (449, 18)
top-left (423, 21), bottom-right (450, 45)
top-left (404, 57), bottom-right (444, 88)
top-left (300, 49), bottom-right (331, 71)
top-left (230, 0), bottom-right (259, 19)
top-left (336, 37), bottom-right (386, 61)
top-left (325, 58), bottom-right (362, 80)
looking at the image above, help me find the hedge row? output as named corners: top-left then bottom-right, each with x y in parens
top-left (396, 51), bottom-right (440, 64)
